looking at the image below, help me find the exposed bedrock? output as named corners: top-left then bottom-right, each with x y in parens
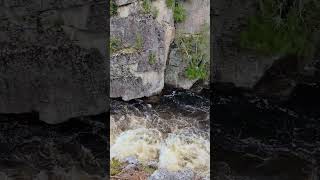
top-left (110, 0), bottom-right (175, 101)
top-left (0, 0), bottom-right (108, 124)
top-left (212, 0), bottom-right (320, 99)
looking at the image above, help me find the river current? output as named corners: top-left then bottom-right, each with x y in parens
top-left (110, 88), bottom-right (211, 179)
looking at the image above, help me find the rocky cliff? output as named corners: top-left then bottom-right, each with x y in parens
top-left (213, 0), bottom-right (320, 99)
top-left (110, 0), bottom-right (210, 100)
top-left (0, 0), bottom-right (108, 124)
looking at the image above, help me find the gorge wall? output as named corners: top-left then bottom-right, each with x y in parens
top-left (213, 0), bottom-right (320, 99)
top-left (0, 0), bottom-right (210, 123)
top-left (110, 0), bottom-right (210, 100)
top-left (0, 0), bottom-right (108, 124)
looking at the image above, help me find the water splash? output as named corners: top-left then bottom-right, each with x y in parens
top-left (111, 128), bottom-right (162, 162)
top-left (159, 129), bottom-right (210, 177)
top-left (110, 90), bottom-right (210, 178)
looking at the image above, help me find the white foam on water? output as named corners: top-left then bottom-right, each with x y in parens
top-left (110, 101), bottom-right (210, 178)
top-left (110, 128), bottom-right (162, 162)
top-left (159, 130), bottom-right (210, 177)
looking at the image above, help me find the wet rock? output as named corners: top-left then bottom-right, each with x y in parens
top-left (149, 169), bottom-right (195, 180)
top-left (124, 156), bottom-right (139, 165)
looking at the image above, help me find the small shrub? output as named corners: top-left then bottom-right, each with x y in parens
top-left (142, 0), bottom-right (152, 14)
top-left (148, 52), bottom-right (156, 64)
top-left (173, 3), bottom-right (186, 22)
top-left (110, 158), bottom-right (124, 176)
top-left (166, 0), bottom-right (175, 9)
top-left (176, 24), bottom-right (210, 80)
top-left (110, 0), bottom-right (118, 16)
top-left (110, 37), bottom-right (121, 54)
top-left (240, 0), bottom-right (320, 58)
top-left (142, 165), bottom-right (157, 174)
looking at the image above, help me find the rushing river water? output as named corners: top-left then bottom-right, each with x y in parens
top-left (0, 113), bottom-right (108, 179)
top-left (110, 88), bottom-right (210, 179)
top-left (213, 83), bottom-right (320, 180)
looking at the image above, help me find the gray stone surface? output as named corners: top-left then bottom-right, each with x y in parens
top-left (212, 0), bottom-right (277, 88)
top-left (165, 48), bottom-right (198, 89)
top-left (0, 1), bottom-right (108, 124)
top-left (149, 169), bottom-right (195, 180)
top-left (110, 14), bottom-right (167, 101)
top-left (165, 0), bottom-right (210, 90)
top-left (176, 0), bottom-right (210, 34)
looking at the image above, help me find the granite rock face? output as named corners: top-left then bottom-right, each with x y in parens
top-left (212, 0), bottom-right (278, 89)
top-left (110, 8), bottom-right (168, 101)
top-left (0, 0), bottom-right (108, 124)
top-left (212, 0), bottom-right (320, 99)
top-left (165, 0), bottom-right (210, 90)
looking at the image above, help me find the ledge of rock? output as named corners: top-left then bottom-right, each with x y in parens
top-left (110, 13), bottom-right (168, 101)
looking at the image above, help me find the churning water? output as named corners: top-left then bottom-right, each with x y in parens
top-left (110, 89), bottom-right (210, 178)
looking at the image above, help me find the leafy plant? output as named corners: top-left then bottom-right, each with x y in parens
top-left (165, 0), bottom-right (186, 23)
top-left (240, 0), bottom-right (320, 58)
top-left (110, 158), bottom-right (124, 176)
top-left (148, 52), bottom-right (156, 64)
top-left (173, 3), bottom-right (186, 22)
top-left (142, 0), bottom-right (152, 14)
top-left (176, 24), bottom-right (210, 80)
top-left (110, 0), bottom-right (118, 16)
top-left (110, 37), bottom-right (121, 54)
top-left (141, 165), bottom-right (157, 174)
top-left (166, 0), bottom-right (175, 9)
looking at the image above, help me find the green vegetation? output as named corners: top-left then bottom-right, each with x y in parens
top-left (141, 0), bottom-right (158, 18)
top-left (173, 3), bottom-right (186, 22)
top-left (135, 33), bottom-right (144, 50)
top-left (110, 37), bottom-right (121, 54)
top-left (165, 0), bottom-right (187, 23)
top-left (141, 165), bottom-right (157, 174)
top-left (142, 0), bottom-right (152, 14)
top-left (152, 6), bottom-right (159, 18)
top-left (148, 52), bottom-right (156, 64)
top-left (166, 0), bottom-right (175, 9)
top-left (110, 158), bottom-right (124, 176)
top-left (110, 33), bottom-right (144, 55)
top-left (110, 35), bottom-right (143, 55)
top-left (110, 0), bottom-right (118, 16)
top-left (176, 24), bottom-right (210, 80)
top-left (240, 0), bottom-right (320, 58)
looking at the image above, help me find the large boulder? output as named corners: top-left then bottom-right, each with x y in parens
top-left (165, 0), bottom-right (210, 89)
top-left (212, 0), bottom-right (277, 89)
top-left (0, 1), bottom-right (108, 124)
top-left (110, 14), bottom-right (167, 101)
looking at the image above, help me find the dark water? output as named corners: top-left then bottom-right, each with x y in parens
top-left (213, 83), bottom-right (320, 180)
top-left (0, 113), bottom-right (107, 179)
top-left (110, 88), bottom-right (210, 179)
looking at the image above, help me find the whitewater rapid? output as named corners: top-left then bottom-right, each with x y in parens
top-left (110, 90), bottom-right (210, 178)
